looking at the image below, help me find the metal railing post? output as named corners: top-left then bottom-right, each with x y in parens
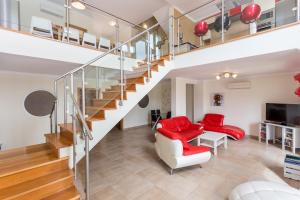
top-left (65, 0), bottom-right (70, 42)
top-left (119, 49), bottom-right (124, 106)
top-left (297, 0), bottom-right (300, 21)
top-left (146, 31), bottom-right (151, 82)
top-left (82, 69), bottom-right (86, 117)
top-left (64, 77), bottom-right (67, 124)
top-left (85, 133), bottom-right (90, 200)
top-left (70, 73), bottom-right (77, 180)
top-left (221, 0), bottom-right (224, 43)
top-left (54, 81), bottom-right (58, 133)
top-left (96, 67), bottom-right (99, 99)
top-left (177, 18), bottom-right (180, 55)
top-left (115, 20), bottom-right (120, 54)
top-left (172, 16), bottom-right (175, 59)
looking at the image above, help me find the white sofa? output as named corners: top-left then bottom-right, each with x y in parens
top-left (155, 133), bottom-right (211, 174)
top-left (229, 181), bottom-right (300, 200)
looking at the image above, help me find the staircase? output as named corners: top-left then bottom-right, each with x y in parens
top-left (0, 54), bottom-right (173, 199)
top-left (0, 143), bottom-right (80, 200)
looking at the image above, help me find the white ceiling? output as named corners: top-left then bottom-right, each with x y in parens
top-left (167, 50), bottom-right (300, 80)
top-left (86, 0), bottom-right (168, 25)
top-left (0, 53), bottom-right (80, 75)
top-left (166, 0), bottom-right (220, 22)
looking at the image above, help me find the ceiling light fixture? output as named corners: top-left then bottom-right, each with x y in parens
top-left (143, 23), bottom-right (148, 29)
top-left (224, 72), bottom-right (230, 78)
top-left (216, 72), bottom-right (238, 80)
top-left (71, 0), bottom-right (86, 10)
top-left (109, 20), bottom-right (117, 27)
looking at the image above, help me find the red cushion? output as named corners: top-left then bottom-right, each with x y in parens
top-left (202, 113), bottom-right (224, 127)
top-left (183, 144), bottom-right (210, 156)
top-left (204, 125), bottom-right (245, 140)
top-left (157, 128), bottom-right (190, 150)
top-left (173, 116), bottom-right (192, 131)
top-left (179, 129), bottom-right (203, 141)
top-left (159, 118), bottom-right (179, 132)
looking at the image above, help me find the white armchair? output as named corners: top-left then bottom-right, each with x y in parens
top-left (155, 133), bottom-right (211, 174)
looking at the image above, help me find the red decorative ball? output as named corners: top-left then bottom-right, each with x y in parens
top-left (295, 87), bottom-right (300, 97)
top-left (240, 4), bottom-right (261, 24)
top-left (294, 73), bottom-right (300, 83)
top-left (194, 21), bottom-right (208, 37)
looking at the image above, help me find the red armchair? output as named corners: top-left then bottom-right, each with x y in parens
top-left (158, 116), bottom-right (204, 141)
top-left (198, 114), bottom-right (245, 140)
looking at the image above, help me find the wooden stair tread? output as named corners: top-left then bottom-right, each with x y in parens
top-left (0, 143), bottom-right (50, 160)
top-left (41, 186), bottom-right (80, 200)
top-left (0, 154), bottom-right (59, 178)
top-left (0, 157), bottom-right (69, 190)
top-left (86, 106), bottom-right (115, 113)
top-left (0, 147), bottom-right (53, 165)
top-left (0, 169), bottom-right (73, 199)
top-left (59, 123), bottom-right (73, 133)
top-left (45, 134), bottom-right (73, 149)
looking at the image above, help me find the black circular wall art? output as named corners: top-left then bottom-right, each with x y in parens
top-left (24, 90), bottom-right (56, 117)
top-left (138, 95), bottom-right (149, 108)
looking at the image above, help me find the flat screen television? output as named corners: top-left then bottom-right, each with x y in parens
top-left (266, 103), bottom-right (300, 126)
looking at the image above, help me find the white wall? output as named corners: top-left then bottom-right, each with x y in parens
top-left (123, 79), bottom-right (171, 129)
top-left (171, 77), bottom-right (200, 121)
top-left (0, 71), bottom-right (63, 150)
top-left (202, 73), bottom-right (300, 136)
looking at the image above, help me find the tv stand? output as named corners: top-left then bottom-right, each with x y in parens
top-left (259, 122), bottom-right (300, 154)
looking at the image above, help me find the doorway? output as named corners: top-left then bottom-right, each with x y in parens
top-left (186, 84), bottom-right (194, 122)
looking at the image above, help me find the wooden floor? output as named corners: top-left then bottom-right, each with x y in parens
top-left (78, 126), bottom-right (300, 200)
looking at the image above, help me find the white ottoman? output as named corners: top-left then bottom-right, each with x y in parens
top-left (229, 181), bottom-right (300, 200)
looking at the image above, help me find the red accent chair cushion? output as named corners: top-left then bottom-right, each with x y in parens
top-left (202, 113), bottom-right (224, 127)
top-left (198, 114), bottom-right (245, 140)
top-left (159, 116), bottom-right (204, 141)
top-left (183, 145), bottom-right (210, 156)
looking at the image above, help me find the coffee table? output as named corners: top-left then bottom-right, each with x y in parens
top-left (197, 131), bottom-right (227, 155)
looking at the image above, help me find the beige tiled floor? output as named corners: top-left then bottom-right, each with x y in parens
top-left (78, 126), bottom-right (300, 200)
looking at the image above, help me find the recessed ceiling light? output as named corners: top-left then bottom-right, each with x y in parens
top-left (224, 72), bottom-right (230, 78)
top-left (216, 72), bottom-right (238, 80)
top-left (71, 0), bottom-right (86, 10)
top-left (143, 23), bottom-right (148, 29)
top-left (109, 21), bottom-right (117, 27)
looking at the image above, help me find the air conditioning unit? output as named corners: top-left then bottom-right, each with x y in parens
top-left (227, 81), bottom-right (251, 89)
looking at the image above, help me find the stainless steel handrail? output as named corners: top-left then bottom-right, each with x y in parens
top-left (68, 90), bottom-right (93, 140)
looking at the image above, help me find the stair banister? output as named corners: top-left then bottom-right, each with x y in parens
top-left (147, 30), bottom-right (151, 82)
top-left (52, 14), bottom-right (175, 200)
top-left (68, 89), bottom-right (93, 200)
top-left (119, 46), bottom-right (124, 106)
